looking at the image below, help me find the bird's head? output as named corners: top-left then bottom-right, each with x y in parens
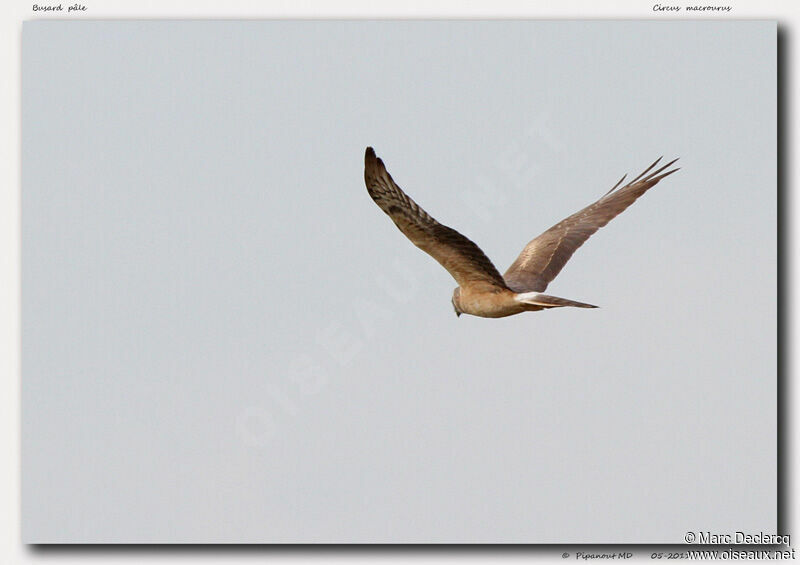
top-left (451, 288), bottom-right (462, 318)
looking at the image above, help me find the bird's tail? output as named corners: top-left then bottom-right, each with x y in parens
top-left (514, 292), bottom-right (598, 309)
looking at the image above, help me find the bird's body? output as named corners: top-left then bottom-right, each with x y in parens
top-left (453, 286), bottom-right (524, 319)
top-left (451, 287), bottom-right (596, 318)
top-left (363, 147), bottom-right (679, 319)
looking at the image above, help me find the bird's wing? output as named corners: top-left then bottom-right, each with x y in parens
top-left (503, 157), bottom-right (679, 293)
top-left (364, 147), bottom-right (508, 291)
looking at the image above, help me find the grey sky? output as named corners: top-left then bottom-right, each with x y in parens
top-left (22, 20), bottom-right (776, 543)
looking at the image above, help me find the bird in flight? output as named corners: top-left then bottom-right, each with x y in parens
top-left (364, 147), bottom-right (679, 318)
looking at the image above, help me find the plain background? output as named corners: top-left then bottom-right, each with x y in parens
top-left (22, 20), bottom-right (775, 543)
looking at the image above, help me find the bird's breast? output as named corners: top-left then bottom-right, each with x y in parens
top-left (458, 288), bottom-right (524, 318)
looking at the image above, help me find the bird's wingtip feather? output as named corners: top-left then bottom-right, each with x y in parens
top-left (365, 147), bottom-right (385, 172)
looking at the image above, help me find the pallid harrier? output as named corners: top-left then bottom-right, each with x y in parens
top-left (364, 147), bottom-right (678, 318)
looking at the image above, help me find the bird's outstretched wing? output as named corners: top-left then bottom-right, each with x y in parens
top-left (503, 157), bottom-right (680, 293)
top-left (364, 147), bottom-right (508, 291)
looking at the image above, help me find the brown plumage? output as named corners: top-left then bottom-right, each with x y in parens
top-left (364, 147), bottom-right (679, 318)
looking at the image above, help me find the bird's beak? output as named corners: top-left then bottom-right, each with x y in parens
top-left (456, 312), bottom-right (461, 318)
